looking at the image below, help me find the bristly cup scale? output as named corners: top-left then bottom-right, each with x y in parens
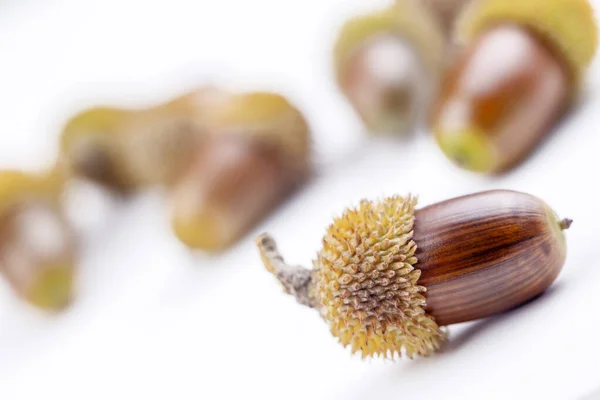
top-left (257, 190), bottom-right (570, 359)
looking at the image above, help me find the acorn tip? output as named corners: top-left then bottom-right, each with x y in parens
top-left (559, 218), bottom-right (573, 230)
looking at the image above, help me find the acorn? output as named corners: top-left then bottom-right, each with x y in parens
top-left (0, 170), bottom-right (77, 311)
top-left (257, 190), bottom-right (570, 358)
top-left (431, 0), bottom-right (598, 173)
top-left (333, 0), bottom-right (445, 135)
top-left (170, 91), bottom-right (312, 252)
top-left (59, 87), bottom-right (229, 193)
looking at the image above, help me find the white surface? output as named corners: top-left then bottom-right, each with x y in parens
top-left (0, 0), bottom-right (599, 399)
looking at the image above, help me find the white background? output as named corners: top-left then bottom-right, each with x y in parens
top-left (0, 0), bottom-right (599, 399)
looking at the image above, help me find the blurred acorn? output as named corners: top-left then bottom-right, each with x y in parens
top-left (431, 0), bottom-right (598, 173)
top-left (333, 0), bottom-right (445, 135)
top-left (0, 170), bottom-right (76, 311)
top-left (170, 92), bottom-right (311, 252)
top-left (59, 87), bottom-right (229, 193)
top-left (257, 190), bottom-right (570, 358)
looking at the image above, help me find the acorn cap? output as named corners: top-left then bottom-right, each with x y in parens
top-left (207, 92), bottom-right (311, 169)
top-left (60, 106), bottom-right (130, 152)
top-left (59, 107), bottom-right (133, 186)
top-left (0, 170), bottom-right (62, 219)
top-left (457, 0), bottom-right (598, 83)
top-left (334, 0), bottom-right (445, 83)
top-left (314, 195), bottom-right (445, 358)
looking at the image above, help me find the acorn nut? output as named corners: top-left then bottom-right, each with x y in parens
top-left (0, 170), bottom-right (77, 311)
top-left (170, 92), bottom-right (311, 252)
top-left (257, 190), bottom-right (570, 359)
top-left (432, 0), bottom-right (598, 173)
top-left (334, 0), bottom-right (445, 135)
top-left (59, 87), bottom-right (229, 193)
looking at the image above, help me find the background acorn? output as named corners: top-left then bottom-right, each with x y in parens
top-left (334, 0), bottom-right (445, 135)
top-left (257, 190), bottom-right (570, 359)
top-left (431, 0), bottom-right (598, 173)
top-left (170, 91), bottom-right (312, 252)
top-left (59, 86), bottom-right (228, 193)
top-left (0, 170), bottom-right (77, 311)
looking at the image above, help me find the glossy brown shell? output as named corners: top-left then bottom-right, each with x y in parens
top-left (414, 190), bottom-right (567, 325)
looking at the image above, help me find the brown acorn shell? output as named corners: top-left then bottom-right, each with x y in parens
top-left (414, 190), bottom-right (567, 325)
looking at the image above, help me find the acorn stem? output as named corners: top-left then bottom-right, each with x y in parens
top-left (256, 233), bottom-right (317, 309)
top-left (559, 218), bottom-right (573, 230)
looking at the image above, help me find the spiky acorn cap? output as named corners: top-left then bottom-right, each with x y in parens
top-left (314, 195), bottom-right (445, 358)
top-left (207, 92), bottom-right (311, 170)
top-left (0, 170), bottom-right (63, 219)
top-left (258, 195), bottom-right (446, 359)
top-left (457, 0), bottom-right (598, 83)
top-left (334, 0), bottom-right (445, 84)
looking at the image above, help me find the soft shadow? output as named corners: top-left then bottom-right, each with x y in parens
top-left (442, 282), bottom-right (564, 354)
top-left (580, 386), bottom-right (600, 400)
top-left (345, 282), bottom-right (568, 400)
top-left (563, 250), bottom-right (600, 282)
top-left (381, 282), bottom-right (566, 370)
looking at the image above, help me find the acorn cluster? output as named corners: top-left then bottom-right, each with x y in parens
top-left (0, 0), bottom-right (594, 365)
top-left (335, 0), bottom-right (597, 173)
top-left (0, 88), bottom-right (311, 311)
top-left (257, 0), bottom-right (593, 358)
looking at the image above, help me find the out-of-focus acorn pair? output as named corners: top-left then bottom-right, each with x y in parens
top-left (60, 87), bottom-right (312, 252)
top-left (0, 88), bottom-right (310, 311)
top-left (335, 0), bottom-right (598, 173)
top-left (334, 0), bottom-right (472, 135)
